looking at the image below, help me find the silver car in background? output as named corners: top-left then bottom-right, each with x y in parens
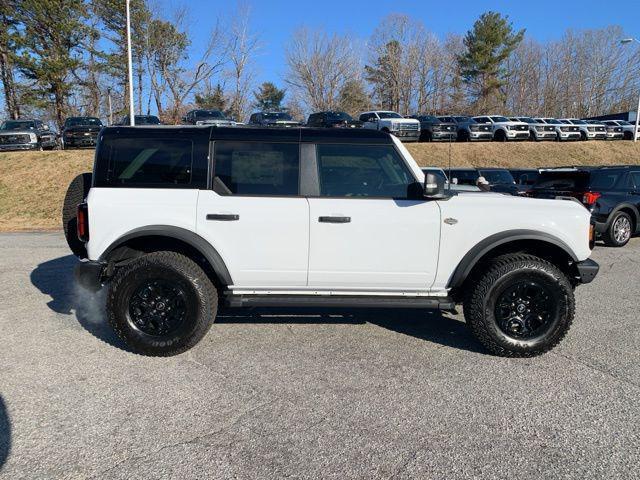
top-left (559, 118), bottom-right (606, 141)
top-left (511, 116), bottom-right (556, 141)
top-left (535, 117), bottom-right (580, 141)
top-left (601, 120), bottom-right (635, 140)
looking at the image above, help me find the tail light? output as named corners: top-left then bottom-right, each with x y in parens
top-left (77, 203), bottom-right (89, 242)
top-left (583, 192), bottom-right (601, 206)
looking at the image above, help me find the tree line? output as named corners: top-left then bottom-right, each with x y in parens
top-left (1, 2), bottom-right (638, 129)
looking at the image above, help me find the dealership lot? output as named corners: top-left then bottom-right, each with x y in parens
top-left (0, 232), bottom-right (638, 479)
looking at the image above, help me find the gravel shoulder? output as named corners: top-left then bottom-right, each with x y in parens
top-left (0, 232), bottom-right (638, 479)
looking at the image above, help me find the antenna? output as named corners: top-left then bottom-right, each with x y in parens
top-left (447, 121), bottom-right (453, 191)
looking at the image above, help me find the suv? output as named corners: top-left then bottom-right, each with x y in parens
top-left (67, 126), bottom-right (598, 358)
top-left (306, 111), bottom-right (362, 129)
top-left (248, 111), bottom-right (300, 127)
top-left (358, 111), bottom-right (420, 142)
top-left (61, 117), bottom-right (103, 149)
top-left (409, 115), bottom-right (457, 142)
top-left (183, 110), bottom-right (237, 127)
top-left (528, 166), bottom-right (640, 246)
top-left (0, 119), bottom-right (57, 151)
top-left (471, 116), bottom-right (529, 141)
top-left (449, 168), bottom-right (520, 195)
top-left (558, 119), bottom-right (605, 141)
top-left (510, 117), bottom-right (556, 141)
top-left (442, 116), bottom-right (493, 142)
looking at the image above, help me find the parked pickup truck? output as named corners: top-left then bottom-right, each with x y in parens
top-left (61, 117), bottom-right (103, 149)
top-left (65, 126), bottom-right (598, 358)
top-left (0, 118), bottom-right (57, 151)
top-left (471, 115), bottom-right (529, 141)
top-left (358, 111), bottom-right (421, 142)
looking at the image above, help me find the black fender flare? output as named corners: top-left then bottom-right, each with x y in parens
top-left (447, 229), bottom-right (579, 289)
top-left (99, 225), bottom-right (233, 286)
top-left (605, 203), bottom-right (640, 231)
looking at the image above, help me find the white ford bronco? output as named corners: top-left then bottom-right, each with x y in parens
top-left (65, 126), bottom-right (599, 357)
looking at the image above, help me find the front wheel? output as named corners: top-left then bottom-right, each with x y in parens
top-left (603, 211), bottom-right (633, 247)
top-left (106, 251), bottom-right (217, 356)
top-left (463, 253), bottom-right (575, 357)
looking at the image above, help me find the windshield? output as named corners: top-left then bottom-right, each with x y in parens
top-left (453, 116), bottom-right (470, 122)
top-left (135, 115), bottom-right (161, 125)
top-left (533, 171), bottom-right (589, 190)
top-left (65, 117), bottom-right (102, 127)
top-left (618, 120), bottom-right (631, 125)
top-left (450, 170), bottom-right (479, 186)
top-left (570, 119), bottom-right (587, 125)
top-left (326, 112), bottom-right (352, 121)
top-left (377, 112), bottom-right (403, 119)
top-left (546, 118), bottom-right (560, 124)
top-left (264, 112), bottom-right (293, 120)
top-left (1, 120), bottom-right (36, 130)
top-left (519, 117), bottom-right (536, 123)
top-left (479, 170), bottom-right (516, 185)
top-left (489, 116), bottom-right (510, 123)
top-left (195, 110), bottom-right (225, 120)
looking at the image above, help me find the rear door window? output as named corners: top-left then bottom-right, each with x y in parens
top-left (628, 172), bottom-right (640, 191)
top-left (213, 142), bottom-right (300, 196)
top-left (107, 138), bottom-right (194, 186)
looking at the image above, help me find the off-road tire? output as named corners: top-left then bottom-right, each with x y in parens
top-left (62, 172), bottom-right (92, 257)
top-left (463, 253), bottom-right (575, 357)
top-left (107, 251), bottom-right (217, 356)
top-left (603, 211), bottom-right (633, 247)
top-left (624, 131), bottom-right (633, 141)
top-left (580, 131), bottom-right (587, 141)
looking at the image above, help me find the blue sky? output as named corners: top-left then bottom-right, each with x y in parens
top-left (160, 0), bottom-right (640, 85)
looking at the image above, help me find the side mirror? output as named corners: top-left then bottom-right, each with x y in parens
top-left (424, 172), bottom-right (445, 198)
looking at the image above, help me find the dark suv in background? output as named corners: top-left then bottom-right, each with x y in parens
top-left (528, 166), bottom-right (640, 246)
top-left (61, 117), bottom-right (102, 149)
top-left (248, 111), bottom-right (300, 127)
top-left (409, 115), bottom-right (457, 142)
top-left (306, 111), bottom-right (362, 128)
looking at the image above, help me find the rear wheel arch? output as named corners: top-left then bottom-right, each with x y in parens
top-left (448, 231), bottom-right (579, 296)
top-left (608, 204), bottom-right (639, 231)
top-left (100, 226), bottom-right (232, 288)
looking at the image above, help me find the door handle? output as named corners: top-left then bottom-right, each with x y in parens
top-left (207, 213), bottom-right (239, 221)
top-left (319, 216), bottom-right (351, 223)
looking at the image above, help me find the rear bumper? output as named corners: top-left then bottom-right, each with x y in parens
top-left (575, 258), bottom-right (599, 284)
top-left (74, 260), bottom-right (105, 292)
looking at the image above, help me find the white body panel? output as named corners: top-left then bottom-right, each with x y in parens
top-left (86, 188), bottom-right (199, 260)
top-left (307, 198), bottom-right (441, 290)
top-left (432, 193), bottom-right (592, 290)
top-left (196, 192), bottom-right (309, 288)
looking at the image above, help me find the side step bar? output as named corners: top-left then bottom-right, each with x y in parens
top-left (224, 293), bottom-right (456, 311)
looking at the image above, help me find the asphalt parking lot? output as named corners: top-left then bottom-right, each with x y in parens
top-left (0, 232), bottom-right (639, 479)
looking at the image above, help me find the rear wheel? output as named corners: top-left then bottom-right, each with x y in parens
top-left (106, 251), bottom-right (217, 356)
top-left (463, 253), bottom-right (575, 357)
top-left (62, 172), bottom-right (92, 258)
top-left (603, 211), bottom-right (633, 247)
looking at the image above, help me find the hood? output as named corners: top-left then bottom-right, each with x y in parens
top-left (195, 119), bottom-right (237, 126)
top-left (0, 129), bottom-right (36, 136)
top-left (326, 119), bottom-right (363, 128)
top-left (265, 120), bottom-right (300, 126)
top-left (384, 118), bottom-right (420, 124)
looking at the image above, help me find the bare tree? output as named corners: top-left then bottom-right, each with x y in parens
top-left (224, 3), bottom-right (259, 122)
top-left (285, 27), bottom-right (358, 111)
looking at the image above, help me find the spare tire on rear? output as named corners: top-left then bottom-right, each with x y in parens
top-left (62, 172), bottom-right (92, 258)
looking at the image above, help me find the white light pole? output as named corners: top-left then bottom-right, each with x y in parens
top-left (126, 0), bottom-right (135, 126)
top-left (621, 38), bottom-right (639, 142)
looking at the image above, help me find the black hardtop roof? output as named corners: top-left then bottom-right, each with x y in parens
top-left (102, 126), bottom-right (394, 144)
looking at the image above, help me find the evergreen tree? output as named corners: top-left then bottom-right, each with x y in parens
top-left (252, 82), bottom-right (286, 111)
top-left (337, 79), bottom-right (370, 116)
top-left (13, 0), bottom-right (89, 128)
top-left (457, 11), bottom-right (524, 112)
top-left (195, 84), bottom-right (227, 112)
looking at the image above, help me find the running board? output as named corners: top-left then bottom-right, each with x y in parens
top-left (224, 293), bottom-right (456, 311)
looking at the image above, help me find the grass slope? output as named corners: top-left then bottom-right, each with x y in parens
top-left (1, 142), bottom-right (639, 231)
